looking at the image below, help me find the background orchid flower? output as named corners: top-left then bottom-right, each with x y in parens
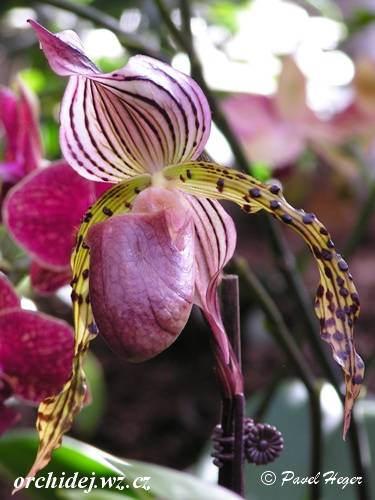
top-left (3, 161), bottom-right (109, 294)
top-left (222, 57), bottom-right (370, 171)
top-left (0, 82), bottom-right (110, 294)
top-left (0, 82), bottom-right (41, 209)
top-left (0, 273), bottom-right (74, 436)
top-left (24, 20), bottom-right (364, 481)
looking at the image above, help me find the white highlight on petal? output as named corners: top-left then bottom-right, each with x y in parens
top-left (81, 29), bottom-right (125, 60)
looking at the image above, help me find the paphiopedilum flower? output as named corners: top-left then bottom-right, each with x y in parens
top-left (0, 273), bottom-right (74, 436)
top-left (1, 83), bottom-right (110, 294)
top-left (24, 20), bottom-right (363, 479)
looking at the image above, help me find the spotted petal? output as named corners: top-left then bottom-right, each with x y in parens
top-left (3, 161), bottom-right (102, 270)
top-left (29, 21), bottom-right (211, 181)
top-left (163, 161), bottom-right (364, 437)
top-left (22, 174), bottom-right (151, 482)
top-left (0, 309), bottom-right (73, 402)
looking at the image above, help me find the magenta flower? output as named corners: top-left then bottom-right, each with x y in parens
top-left (24, 21), bottom-right (363, 479)
top-left (1, 83), bottom-right (110, 294)
top-left (3, 161), bottom-right (109, 294)
top-left (0, 82), bottom-right (41, 208)
top-left (0, 273), bottom-right (74, 436)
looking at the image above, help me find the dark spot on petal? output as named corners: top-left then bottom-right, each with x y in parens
top-left (320, 227), bottom-right (329, 235)
top-left (82, 269), bottom-right (89, 279)
top-left (216, 178), bottom-right (225, 193)
top-left (186, 169), bottom-right (192, 179)
top-left (333, 331), bottom-right (344, 341)
top-left (321, 249), bottom-right (333, 261)
top-left (249, 188), bottom-right (261, 198)
top-left (270, 200), bottom-right (280, 210)
top-left (269, 184), bottom-right (280, 194)
top-left (324, 267), bottom-right (333, 279)
top-left (88, 323), bottom-right (99, 335)
top-left (242, 204), bottom-right (251, 213)
top-left (352, 375), bottom-right (363, 385)
top-left (336, 309), bottom-right (346, 320)
top-left (281, 214), bottom-right (293, 224)
top-left (317, 285), bottom-right (325, 297)
top-left (339, 287), bottom-right (349, 298)
top-left (338, 259), bottom-right (349, 272)
top-left (302, 213), bottom-right (315, 224)
top-left (102, 207), bottom-right (113, 216)
top-left (336, 277), bottom-right (345, 287)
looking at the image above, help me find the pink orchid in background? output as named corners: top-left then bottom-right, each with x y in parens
top-left (0, 273), bottom-right (74, 436)
top-left (1, 83), bottom-right (110, 294)
top-left (3, 161), bottom-right (109, 294)
top-left (24, 20), bottom-right (363, 480)
top-left (222, 57), bottom-right (372, 171)
top-left (0, 82), bottom-right (41, 208)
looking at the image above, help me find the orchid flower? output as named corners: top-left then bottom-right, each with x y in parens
top-left (0, 84), bottom-right (110, 294)
top-left (24, 20), bottom-right (363, 480)
top-left (222, 57), bottom-right (369, 171)
top-left (0, 82), bottom-right (41, 208)
top-left (0, 273), bottom-right (74, 436)
top-left (3, 160), bottom-right (109, 294)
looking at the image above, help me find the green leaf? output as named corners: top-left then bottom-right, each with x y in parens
top-left (0, 432), bottom-right (241, 500)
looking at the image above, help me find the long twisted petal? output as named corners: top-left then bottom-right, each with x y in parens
top-left (163, 161), bottom-right (363, 437)
top-left (21, 174), bottom-right (151, 483)
top-left (29, 21), bottom-right (211, 180)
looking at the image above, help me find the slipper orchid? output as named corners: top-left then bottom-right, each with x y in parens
top-left (0, 273), bottom-right (74, 436)
top-left (1, 84), bottom-right (110, 294)
top-left (24, 20), bottom-right (363, 479)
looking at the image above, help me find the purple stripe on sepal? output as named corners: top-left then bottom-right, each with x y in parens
top-left (29, 21), bottom-right (211, 180)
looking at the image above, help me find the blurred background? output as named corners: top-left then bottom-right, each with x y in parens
top-left (1, 1), bottom-right (375, 499)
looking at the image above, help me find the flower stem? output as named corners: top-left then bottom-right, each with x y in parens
top-left (220, 275), bottom-right (245, 497)
top-left (234, 257), bottom-right (323, 500)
